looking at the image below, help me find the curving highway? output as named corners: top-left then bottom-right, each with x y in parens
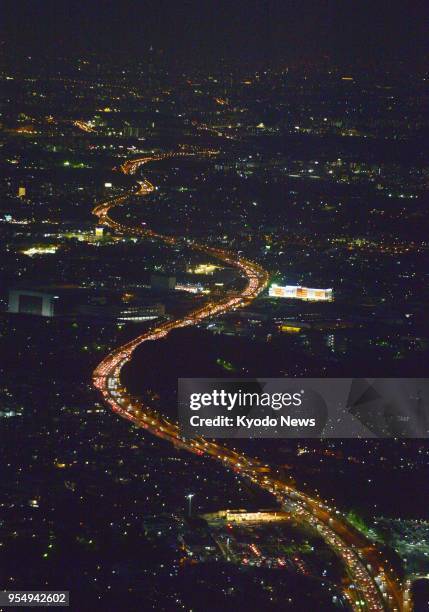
top-left (91, 149), bottom-right (404, 612)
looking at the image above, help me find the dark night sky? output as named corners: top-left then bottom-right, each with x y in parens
top-left (2, 0), bottom-right (428, 69)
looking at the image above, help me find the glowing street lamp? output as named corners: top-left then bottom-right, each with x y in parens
top-left (186, 493), bottom-right (195, 517)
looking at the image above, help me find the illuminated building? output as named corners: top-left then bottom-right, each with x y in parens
top-left (122, 125), bottom-right (145, 138)
top-left (117, 303), bottom-right (165, 322)
top-left (95, 226), bottom-right (105, 237)
top-left (187, 263), bottom-right (218, 275)
top-left (18, 186), bottom-right (26, 198)
top-left (175, 283), bottom-right (204, 294)
top-left (21, 245), bottom-right (58, 257)
top-left (269, 284), bottom-right (333, 301)
top-left (78, 302), bottom-right (165, 322)
top-left (0, 407), bottom-right (23, 418)
top-left (279, 324), bottom-right (302, 333)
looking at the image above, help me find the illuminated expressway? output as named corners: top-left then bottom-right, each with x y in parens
top-left (73, 120), bottom-right (94, 133)
top-left (90, 147), bottom-right (404, 612)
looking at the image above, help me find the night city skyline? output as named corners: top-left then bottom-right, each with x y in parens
top-left (1, 2), bottom-right (429, 611)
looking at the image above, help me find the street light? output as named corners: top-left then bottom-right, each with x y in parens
top-left (186, 493), bottom-right (195, 517)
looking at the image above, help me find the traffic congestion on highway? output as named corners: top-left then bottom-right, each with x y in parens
top-left (92, 150), bottom-right (404, 612)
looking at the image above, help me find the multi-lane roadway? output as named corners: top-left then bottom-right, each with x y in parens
top-left (91, 149), bottom-right (404, 611)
